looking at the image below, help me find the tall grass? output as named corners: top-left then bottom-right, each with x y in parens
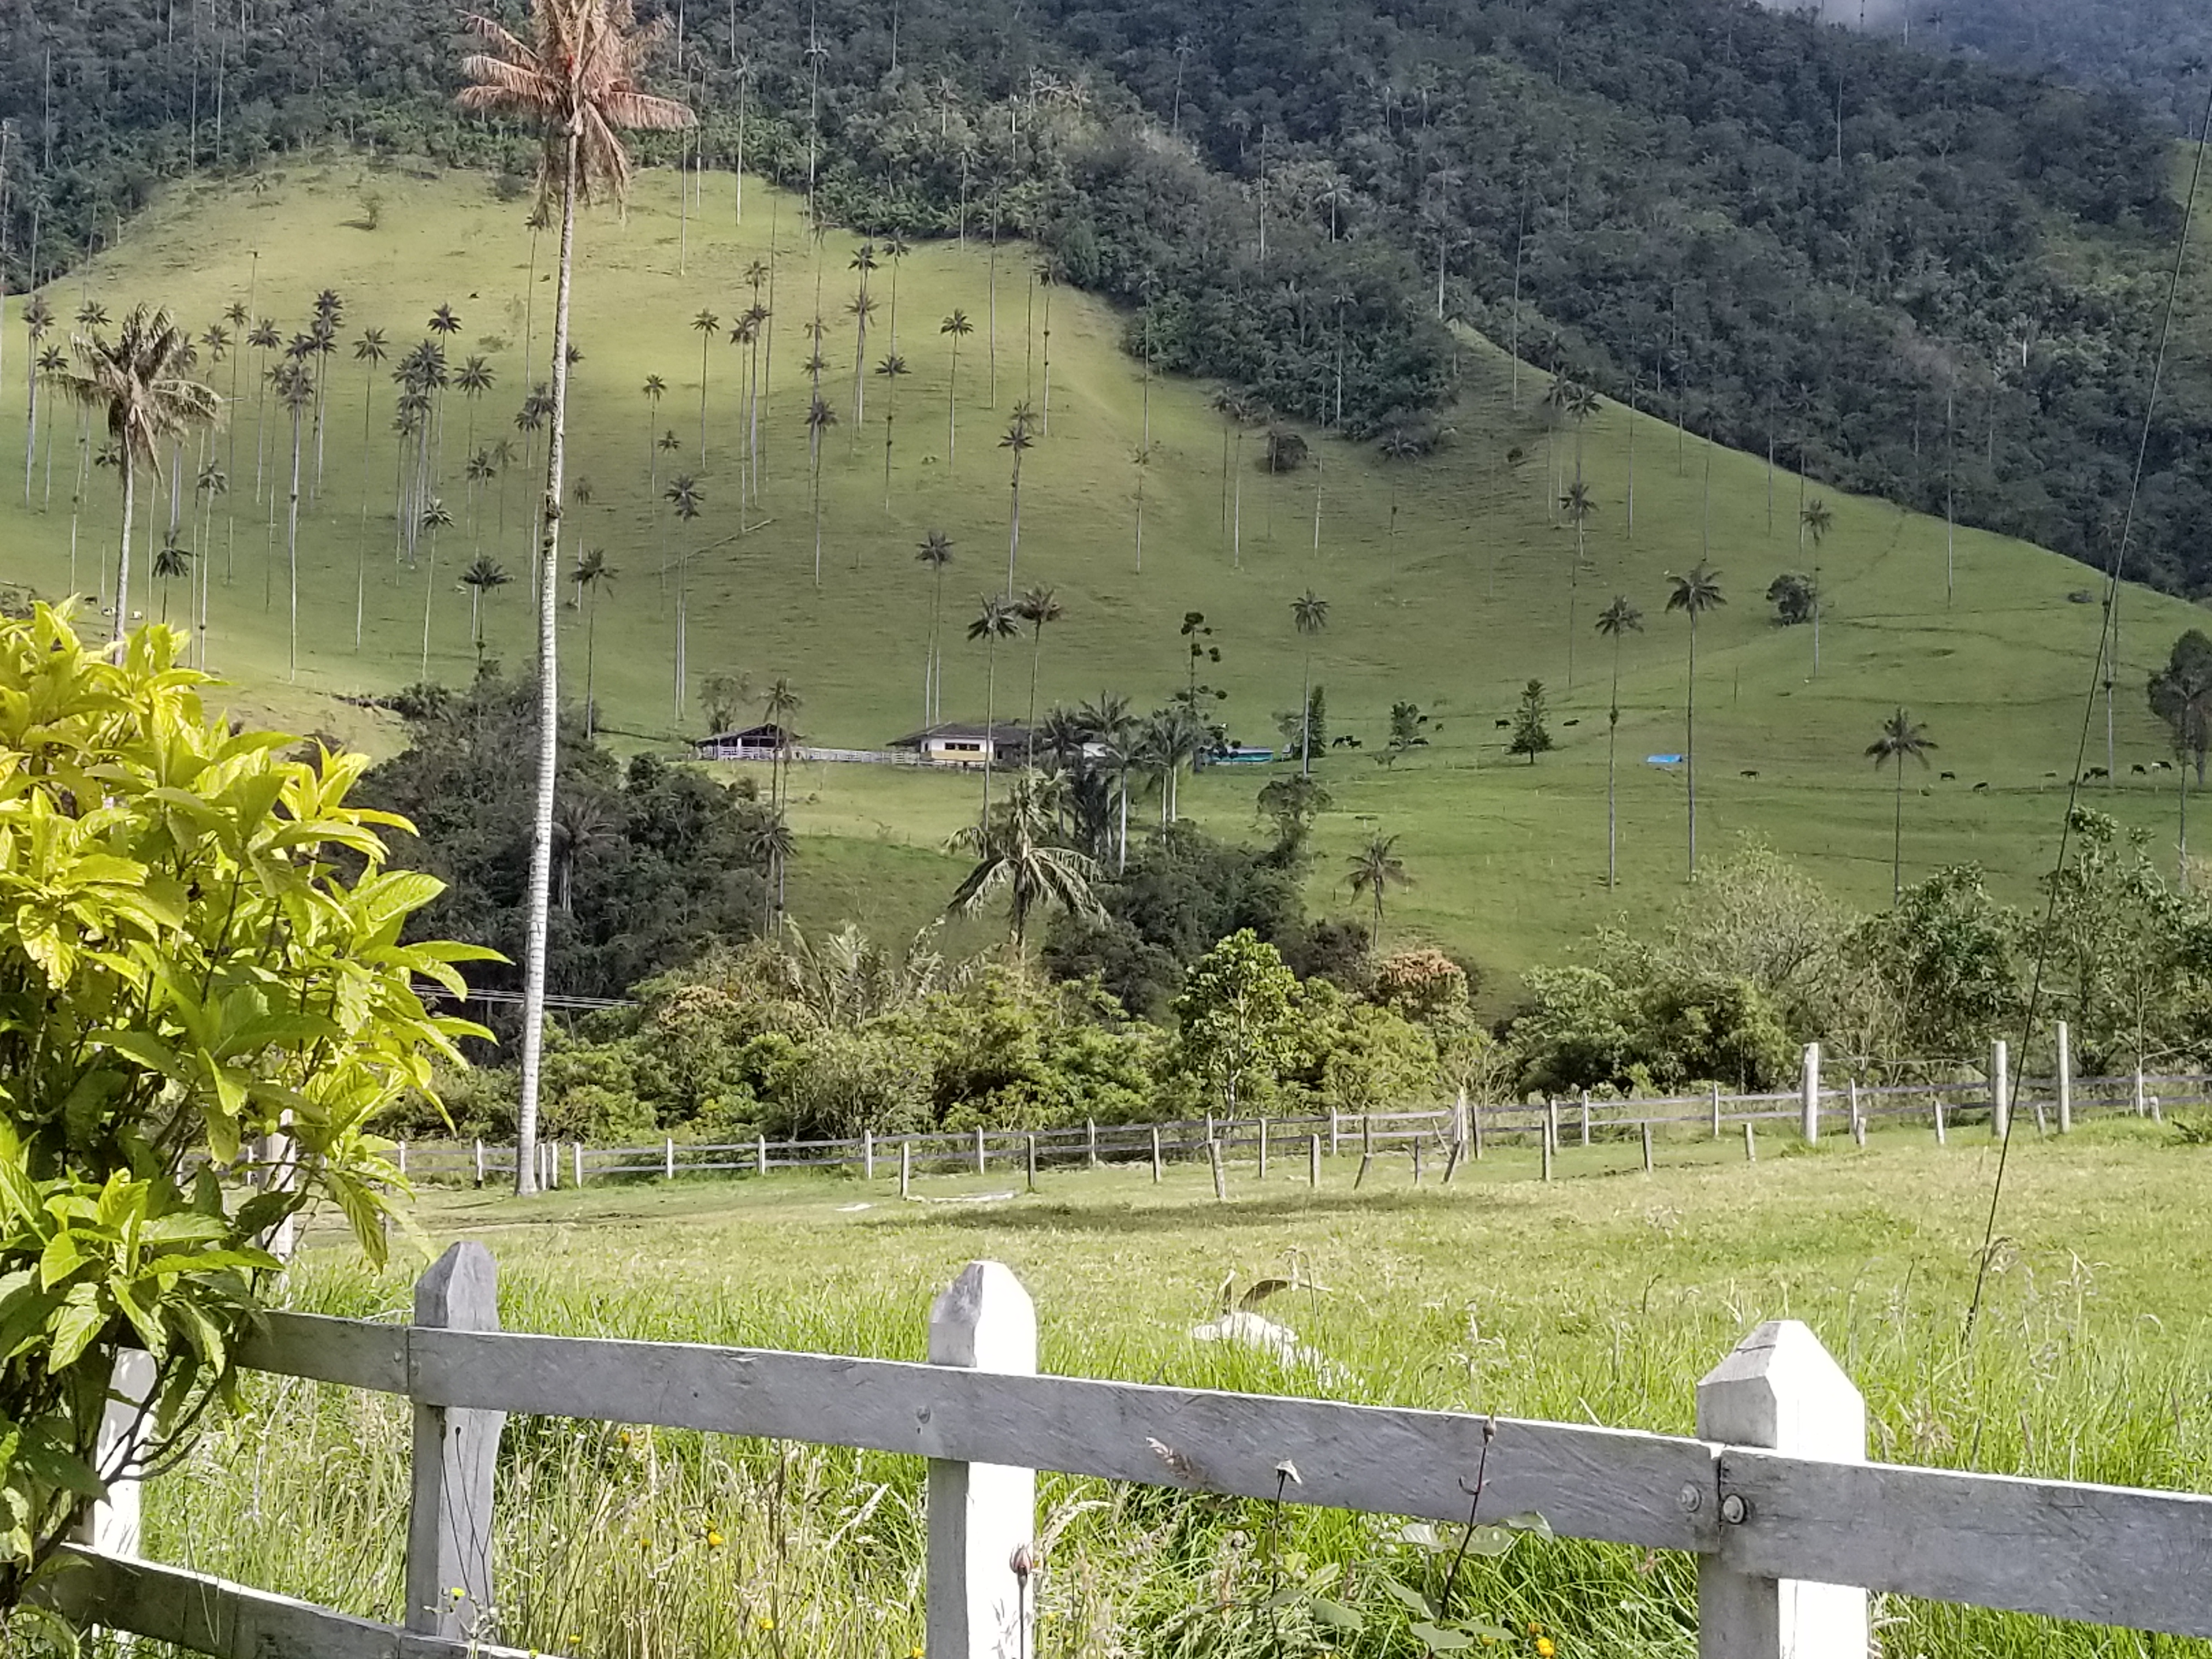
top-left (150, 1124), bottom-right (2212, 1658)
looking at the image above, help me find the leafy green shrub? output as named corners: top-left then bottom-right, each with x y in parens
top-left (0, 609), bottom-right (487, 1614)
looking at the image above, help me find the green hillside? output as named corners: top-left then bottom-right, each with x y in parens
top-left (1, 162), bottom-right (2201, 984)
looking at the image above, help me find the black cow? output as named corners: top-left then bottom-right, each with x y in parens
top-left (1973, 782), bottom-right (1990, 793)
top-left (1939, 771), bottom-right (1956, 781)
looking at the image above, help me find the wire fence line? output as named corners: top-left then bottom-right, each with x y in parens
top-left (398, 1047), bottom-right (2212, 1191)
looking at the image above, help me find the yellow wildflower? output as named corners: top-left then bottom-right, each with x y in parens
top-left (756, 1616), bottom-right (776, 1632)
top-left (1536, 1641), bottom-right (1555, 1658)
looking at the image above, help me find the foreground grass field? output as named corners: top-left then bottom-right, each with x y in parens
top-left (2, 159), bottom-right (2204, 977)
top-left (150, 1121), bottom-right (2212, 1656)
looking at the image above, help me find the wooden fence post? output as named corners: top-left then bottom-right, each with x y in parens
top-left (1308, 1134), bottom-right (1321, 1187)
top-left (1362, 1114), bottom-right (1373, 1158)
top-left (1025, 1135), bottom-right (1037, 1193)
top-left (2056, 1020), bottom-right (2073, 1133)
top-left (1545, 1097), bottom-right (1559, 1158)
top-left (397, 1141), bottom-right (408, 1179)
top-left (865, 1131), bottom-right (875, 1181)
top-left (1442, 1138), bottom-right (1463, 1184)
top-left (571, 1142), bottom-right (583, 1188)
top-left (472, 1139), bottom-right (485, 1188)
top-left (975, 1127), bottom-right (988, 1176)
top-left (1086, 1119), bottom-right (1098, 1170)
top-left (2135, 1062), bottom-right (2148, 1117)
top-left (1257, 1119), bottom-right (1269, 1180)
top-left (1411, 1141), bottom-right (1423, 1184)
top-left (926, 1263), bottom-right (1037, 1659)
top-left (1641, 1122), bottom-right (1655, 1173)
top-left (757, 1135), bottom-right (768, 1177)
top-left (1207, 1141), bottom-right (1227, 1201)
top-left (1696, 1319), bottom-right (1868, 1659)
top-left (1471, 1103), bottom-right (1485, 1161)
top-left (76, 1348), bottom-right (155, 1558)
top-left (1453, 1089), bottom-right (1470, 1153)
top-left (1579, 1090), bottom-right (1592, 1148)
top-left (1150, 1127), bottom-right (1163, 1183)
top-left (664, 1137), bottom-right (675, 1181)
top-left (1800, 1043), bottom-right (1821, 1144)
top-left (406, 1242), bottom-right (504, 1640)
top-left (1846, 1080), bottom-right (1860, 1142)
top-left (1990, 1040), bottom-right (2010, 1140)
top-left (901, 1141), bottom-right (913, 1199)
top-left (1712, 1082), bottom-right (1723, 1139)
top-left (1743, 1122), bottom-right (1756, 1163)
top-left (1933, 1096), bottom-right (1946, 1146)
top-left (1541, 1128), bottom-right (1554, 1183)
top-left (1329, 1110), bottom-right (1341, 1157)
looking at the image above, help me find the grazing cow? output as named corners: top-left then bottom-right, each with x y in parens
top-left (2044, 771), bottom-right (2059, 780)
top-left (1494, 719), bottom-right (1511, 729)
top-left (2155, 760), bottom-right (2174, 771)
top-left (1739, 769), bottom-right (1759, 778)
top-left (1973, 782), bottom-right (1990, 792)
top-left (1563, 719), bottom-right (1581, 727)
top-left (2132, 764), bottom-right (2148, 775)
top-left (2085, 767), bottom-right (2109, 781)
top-left (1939, 771), bottom-right (1956, 781)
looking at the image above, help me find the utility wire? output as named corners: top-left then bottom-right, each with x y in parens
top-left (1964, 75), bottom-right (2212, 1342)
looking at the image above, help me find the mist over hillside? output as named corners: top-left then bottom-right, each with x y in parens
top-left (1767, 0), bottom-right (2212, 128)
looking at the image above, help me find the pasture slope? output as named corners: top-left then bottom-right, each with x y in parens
top-left (1, 159), bottom-right (2202, 977)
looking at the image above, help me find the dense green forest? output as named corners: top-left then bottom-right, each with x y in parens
top-left (5, 0), bottom-right (2211, 591)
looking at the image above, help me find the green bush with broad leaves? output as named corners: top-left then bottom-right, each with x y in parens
top-left (0, 607), bottom-right (492, 1621)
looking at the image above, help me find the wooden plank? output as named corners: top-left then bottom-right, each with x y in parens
top-left (1718, 1448), bottom-right (2212, 1637)
top-left (44, 1548), bottom-right (559, 1659)
top-left (407, 1243), bottom-right (503, 1639)
top-left (241, 1311), bottom-right (409, 1393)
top-left (396, 1328), bottom-right (1717, 1552)
top-left (927, 1263), bottom-right (1037, 1659)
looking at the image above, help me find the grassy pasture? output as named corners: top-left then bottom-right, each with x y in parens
top-left (151, 1121), bottom-right (2212, 1657)
top-left (2, 160), bottom-right (2206, 979)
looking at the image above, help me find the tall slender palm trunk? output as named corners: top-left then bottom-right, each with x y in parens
top-left (515, 128), bottom-right (582, 1197)
top-left (1892, 766), bottom-right (1905, 904)
top-left (1300, 652), bottom-right (1313, 778)
top-left (1607, 644), bottom-right (1623, 889)
top-left (286, 402), bottom-right (303, 680)
top-left (111, 455), bottom-right (137, 642)
top-left (1685, 618), bottom-right (1699, 877)
top-left (981, 641), bottom-right (999, 825)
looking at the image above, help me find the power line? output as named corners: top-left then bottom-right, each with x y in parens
top-left (1965, 73), bottom-right (2212, 1344)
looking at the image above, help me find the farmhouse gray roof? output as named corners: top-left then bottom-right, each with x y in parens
top-left (888, 721), bottom-right (1029, 747)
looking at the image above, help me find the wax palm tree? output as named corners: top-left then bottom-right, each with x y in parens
top-left (1664, 562), bottom-right (1726, 878)
top-left (56, 304), bottom-right (220, 643)
top-left (805, 394), bottom-right (837, 586)
top-left (461, 554), bottom-right (513, 661)
top-left (572, 547), bottom-right (616, 736)
top-left (151, 534), bottom-right (193, 624)
top-left (916, 530), bottom-right (954, 726)
top-left (245, 317), bottom-right (279, 500)
top-left (664, 473), bottom-right (703, 714)
top-left (418, 496), bottom-right (455, 678)
top-left (1016, 585), bottom-right (1063, 763)
top-left (686, 307), bottom-right (720, 464)
top-left (968, 594), bottom-right (1022, 822)
top-left (1562, 379), bottom-right (1600, 486)
top-left (276, 360), bottom-right (315, 680)
top-left (874, 353), bottom-right (911, 517)
top-left (940, 310), bottom-right (972, 474)
top-left (945, 775), bottom-right (1103, 951)
top-left (551, 790), bottom-right (620, 915)
top-left (1291, 588), bottom-right (1329, 779)
top-left (1346, 833), bottom-right (1411, 951)
top-left (845, 290), bottom-right (879, 434)
top-left (456, 354), bottom-right (496, 459)
top-left (1000, 411), bottom-right (1034, 591)
top-left (1560, 481), bottom-right (1595, 689)
top-left (1595, 596), bottom-right (1644, 890)
top-left (1376, 426), bottom-right (1424, 541)
top-left (1800, 495), bottom-right (1833, 676)
top-left (459, 0), bottom-right (693, 1193)
top-left (22, 294), bottom-right (54, 505)
top-left (760, 676), bottom-right (804, 859)
top-left (1866, 709), bottom-right (1936, 904)
top-left (641, 373), bottom-right (667, 489)
top-left (749, 810), bottom-right (798, 932)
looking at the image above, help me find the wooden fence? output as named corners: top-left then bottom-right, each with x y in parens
top-left (52, 1243), bottom-right (2212, 1658)
top-left (402, 1028), bottom-right (2212, 1193)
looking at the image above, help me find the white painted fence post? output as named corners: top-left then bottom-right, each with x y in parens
top-left (1697, 1321), bottom-right (1868, 1659)
top-left (1257, 1119), bottom-right (1269, 1180)
top-left (1150, 1127), bottom-right (1163, 1182)
top-left (1990, 1039), bottom-right (2010, 1140)
top-left (927, 1262), bottom-right (1037, 1659)
top-left (1800, 1043), bottom-right (1821, 1144)
top-left (1086, 1118), bottom-right (1098, 1169)
top-left (865, 1131), bottom-right (876, 1181)
top-left (76, 1349), bottom-right (155, 1558)
top-left (1711, 1082), bottom-right (1724, 1139)
top-left (407, 1242), bottom-right (504, 1639)
top-left (397, 1140), bottom-right (408, 1178)
top-left (757, 1133), bottom-right (769, 1176)
top-left (1329, 1110), bottom-right (1341, 1157)
top-left (1453, 1088), bottom-right (1470, 1153)
top-left (1309, 1133), bottom-right (1321, 1187)
top-left (665, 1137), bottom-right (676, 1180)
top-left (571, 1141), bottom-right (583, 1187)
top-left (1579, 1089), bottom-right (1592, 1147)
top-left (974, 1127), bottom-right (988, 1175)
top-left (472, 1138), bottom-right (486, 1188)
top-left (2056, 1021), bottom-right (2073, 1133)
top-left (901, 1141), bottom-right (913, 1199)
top-left (2135, 1063), bottom-right (2147, 1117)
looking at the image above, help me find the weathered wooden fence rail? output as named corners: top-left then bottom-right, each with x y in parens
top-left (55, 1244), bottom-right (2212, 1658)
top-left (400, 1027), bottom-right (2210, 1191)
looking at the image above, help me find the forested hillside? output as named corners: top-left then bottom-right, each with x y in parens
top-left (4, 0), bottom-right (2209, 592)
